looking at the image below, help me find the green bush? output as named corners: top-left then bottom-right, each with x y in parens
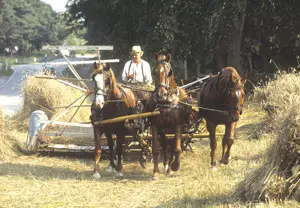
top-left (0, 62), bottom-right (13, 76)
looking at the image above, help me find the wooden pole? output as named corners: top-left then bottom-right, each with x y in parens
top-left (60, 50), bottom-right (89, 89)
top-left (35, 76), bottom-right (92, 82)
top-left (51, 94), bottom-right (86, 122)
top-left (93, 111), bottom-right (160, 126)
top-left (42, 45), bottom-right (114, 51)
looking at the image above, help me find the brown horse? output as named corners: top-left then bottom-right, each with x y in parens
top-left (147, 55), bottom-right (193, 179)
top-left (90, 62), bottom-right (137, 179)
top-left (198, 66), bottom-right (247, 170)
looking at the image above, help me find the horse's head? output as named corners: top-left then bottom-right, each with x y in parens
top-left (154, 52), bottom-right (179, 103)
top-left (155, 60), bottom-right (172, 99)
top-left (92, 62), bottom-right (111, 109)
top-left (222, 67), bottom-right (248, 122)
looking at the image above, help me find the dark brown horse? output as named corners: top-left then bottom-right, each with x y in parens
top-left (90, 62), bottom-right (137, 179)
top-left (147, 55), bottom-right (192, 179)
top-left (198, 66), bottom-right (247, 170)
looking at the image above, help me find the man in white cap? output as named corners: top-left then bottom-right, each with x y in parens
top-left (122, 45), bottom-right (152, 85)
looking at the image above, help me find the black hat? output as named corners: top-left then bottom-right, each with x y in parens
top-left (154, 50), bottom-right (172, 62)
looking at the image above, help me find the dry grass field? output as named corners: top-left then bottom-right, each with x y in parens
top-left (0, 73), bottom-right (299, 207)
top-left (0, 103), bottom-right (298, 208)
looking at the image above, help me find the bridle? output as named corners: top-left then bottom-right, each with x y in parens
top-left (157, 61), bottom-right (172, 89)
top-left (94, 73), bottom-right (106, 96)
top-left (93, 63), bottom-right (112, 104)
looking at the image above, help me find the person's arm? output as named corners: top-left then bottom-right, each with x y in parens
top-left (143, 61), bottom-right (153, 84)
top-left (122, 61), bottom-right (129, 82)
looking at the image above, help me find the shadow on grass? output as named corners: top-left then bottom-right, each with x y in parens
top-left (235, 122), bottom-right (264, 140)
top-left (154, 195), bottom-right (248, 208)
top-left (0, 159), bottom-right (153, 181)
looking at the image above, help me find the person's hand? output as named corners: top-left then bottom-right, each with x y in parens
top-left (126, 74), bottom-right (135, 80)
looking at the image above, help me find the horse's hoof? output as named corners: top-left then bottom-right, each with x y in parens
top-left (152, 172), bottom-right (159, 180)
top-left (221, 159), bottom-right (229, 165)
top-left (93, 172), bottom-right (101, 179)
top-left (139, 162), bottom-right (146, 169)
top-left (107, 165), bottom-right (114, 173)
top-left (211, 166), bottom-right (217, 171)
top-left (163, 165), bottom-right (169, 174)
top-left (139, 157), bottom-right (147, 169)
top-left (167, 170), bottom-right (174, 176)
top-left (171, 161), bottom-right (180, 171)
top-left (116, 172), bottom-right (124, 177)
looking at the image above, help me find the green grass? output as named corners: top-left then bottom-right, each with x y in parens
top-left (0, 67), bottom-right (13, 76)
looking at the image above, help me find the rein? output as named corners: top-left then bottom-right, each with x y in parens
top-left (180, 101), bottom-right (228, 115)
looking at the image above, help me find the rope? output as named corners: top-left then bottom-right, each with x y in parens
top-left (178, 101), bottom-right (228, 114)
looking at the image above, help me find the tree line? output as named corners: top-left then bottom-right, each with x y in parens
top-left (0, 0), bottom-right (70, 56)
top-left (1, 0), bottom-right (300, 79)
top-left (67, 0), bottom-right (300, 78)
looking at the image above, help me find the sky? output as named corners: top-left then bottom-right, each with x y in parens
top-left (41, 0), bottom-right (68, 12)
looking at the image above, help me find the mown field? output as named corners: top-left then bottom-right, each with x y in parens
top-left (1, 71), bottom-right (300, 207)
top-left (0, 102), bottom-right (298, 208)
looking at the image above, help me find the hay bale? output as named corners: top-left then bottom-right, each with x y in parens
top-left (234, 109), bottom-right (300, 202)
top-left (0, 109), bottom-right (20, 160)
top-left (234, 71), bottom-right (300, 202)
top-left (253, 71), bottom-right (300, 116)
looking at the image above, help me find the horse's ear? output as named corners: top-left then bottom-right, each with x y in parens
top-left (166, 53), bottom-right (172, 63)
top-left (154, 53), bottom-right (159, 61)
top-left (104, 63), bottom-right (110, 71)
top-left (241, 71), bottom-right (248, 85)
top-left (93, 62), bottom-right (97, 69)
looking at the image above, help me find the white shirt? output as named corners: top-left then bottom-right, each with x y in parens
top-left (122, 59), bottom-right (152, 83)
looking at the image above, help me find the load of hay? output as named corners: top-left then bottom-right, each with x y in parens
top-left (234, 71), bottom-right (300, 202)
top-left (0, 109), bottom-right (20, 160)
top-left (16, 74), bottom-right (91, 128)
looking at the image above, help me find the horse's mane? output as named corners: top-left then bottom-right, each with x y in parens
top-left (222, 67), bottom-right (243, 88)
top-left (108, 68), bottom-right (136, 108)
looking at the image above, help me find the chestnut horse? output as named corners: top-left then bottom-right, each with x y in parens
top-left (198, 67), bottom-right (247, 170)
top-left (147, 55), bottom-right (193, 179)
top-left (90, 62), bottom-right (137, 179)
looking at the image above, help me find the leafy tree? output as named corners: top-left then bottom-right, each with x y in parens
top-left (67, 0), bottom-right (300, 77)
top-left (0, 0), bottom-right (72, 55)
top-left (243, 0), bottom-right (300, 72)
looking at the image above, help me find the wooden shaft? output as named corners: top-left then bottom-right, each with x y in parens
top-left (93, 111), bottom-right (160, 126)
top-left (35, 76), bottom-right (92, 82)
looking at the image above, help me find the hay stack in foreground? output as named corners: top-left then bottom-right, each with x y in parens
top-left (234, 71), bottom-right (300, 202)
top-left (0, 109), bottom-right (20, 160)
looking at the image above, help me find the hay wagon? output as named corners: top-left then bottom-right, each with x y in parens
top-left (24, 45), bottom-right (212, 158)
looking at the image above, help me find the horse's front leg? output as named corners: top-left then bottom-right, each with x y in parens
top-left (105, 133), bottom-right (115, 173)
top-left (158, 132), bottom-right (171, 174)
top-left (93, 127), bottom-right (103, 179)
top-left (170, 125), bottom-right (182, 171)
top-left (221, 122), bottom-right (236, 165)
top-left (207, 122), bottom-right (217, 170)
top-left (115, 132), bottom-right (125, 177)
top-left (151, 125), bottom-right (160, 179)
